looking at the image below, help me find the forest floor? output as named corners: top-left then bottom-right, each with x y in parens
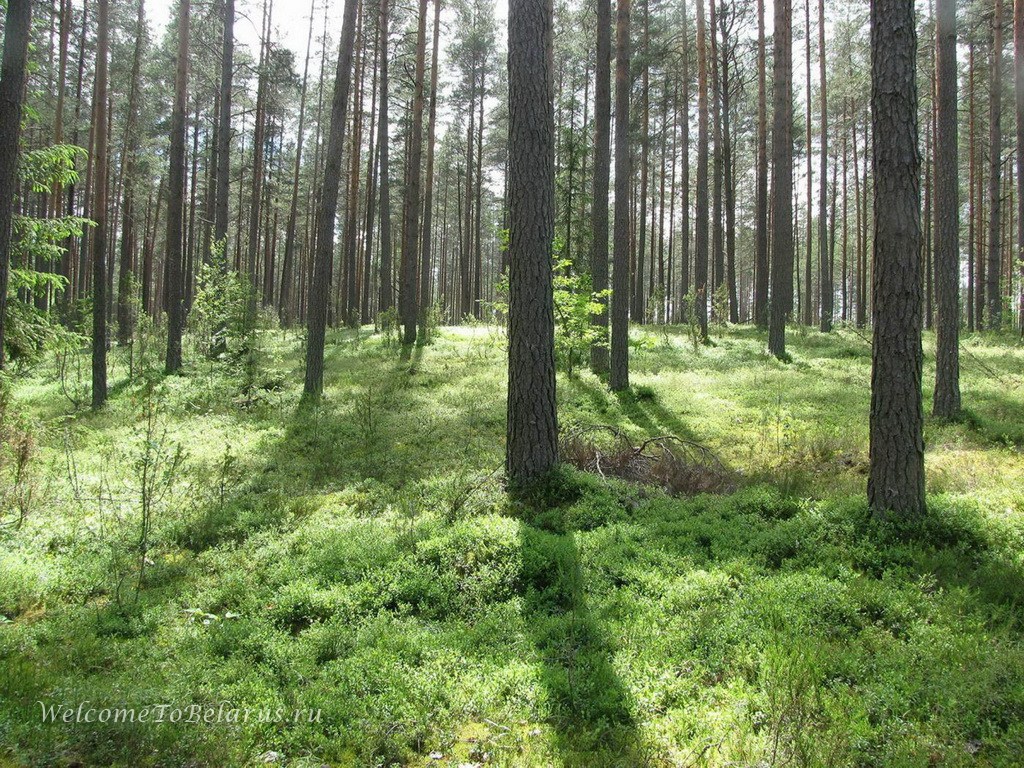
top-left (2, 323), bottom-right (1024, 767)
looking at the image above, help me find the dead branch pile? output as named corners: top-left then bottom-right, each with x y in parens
top-left (559, 425), bottom-right (735, 496)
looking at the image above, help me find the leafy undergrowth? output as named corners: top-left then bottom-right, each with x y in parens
top-left (1, 325), bottom-right (1023, 767)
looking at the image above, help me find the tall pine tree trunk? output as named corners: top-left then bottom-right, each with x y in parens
top-left (91, 0), bottom-right (111, 401)
top-left (610, 0), bottom-right (632, 390)
top-left (400, 0), bottom-right (428, 343)
top-left (303, 0), bottom-right (358, 398)
top-left (869, 0), bottom-right (926, 519)
top-left (280, 0), bottom-right (316, 326)
top-left (694, 0), bottom-right (710, 340)
top-left (418, 0), bottom-right (442, 337)
top-left (1016, 0), bottom-right (1024, 335)
top-left (116, 1), bottom-right (145, 347)
top-left (165, 0), bottom-right (190, 375)
top-left (214, 0), bottom-right (233, 251)
top-left (818, 0), bottom-right (832, 331)
top-left (377, 0), bottom-right (393, 314)
top-left (0, 0), bottom-right (31, 370)
top-left (590, 0), bottom-right (611, 373)
top-left (987, 0), bottom-right (1004, 329)
top-left (720, 7), bottom-right (738, 324)
top-left (934, 0), bottom-right (961, 417)
top-left (768, 0), bottom-right (794, 358)
top-left (506, 0), bottom-right (557, 484)
top-left (753, 0), bottom-right (769, 328)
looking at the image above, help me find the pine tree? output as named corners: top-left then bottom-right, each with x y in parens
top-left (933, 0), bottom-right (961, 418)
top-left (506, 0), bottom-right (557, 483)
top-left (868, 0), bottom-right (926, 519)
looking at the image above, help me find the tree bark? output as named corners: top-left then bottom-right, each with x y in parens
top-left (987, 0), bottom-right (1004, 329)
top-left (506, 0), bottom-right (558, 483)
top-left (418, 0), bottom-right (442, 336)
top-left (280, 0), bottom-right (316, 326)
top-left (633, 0), bottom-right (649, 322)
top-left (934, 0), bottom-right (961, 418)
top-left (303, 0), bottom-right (359, 398)
top-left (91, 0), bottom-right (111, 403)
top-left (400, 0), bottom-right (429, 343)
top-left (0, 0), bottom-right (31, 370)
top-left (214, 0), bottom-right (233, 253)
top-left (590, 0), bottom-right (611, 373)
top-left (869, 0), bottom-right (926, 519)
top-left (768, 0), bottom-right (794, 358)
top-left (116, 1), bottom-right (146, 347)
top-left (246, 0), bottom-right (271, 309)
top-left (694, 0), bottom-right (710, 340)
top-left (710, 0), bottom-right (723, 306)
top-left (165, 0), bottom-right (190, 375)
top-left (609, 0), bottom-right (632, 390)
top-left (753, 0), bottom-right (769, 328)
top-left (679, 0), bottom-right (690, 322)
top-left (818, 0), bottom-right (832, 331)
top-left (377, 0), bottom-right (393, 314)
top-left (343, 13), bottom-right (365, 326)
top-left (1016, 0), bottom-right (1024, 335)
top-left (720, 5), bottom-right (738, 324)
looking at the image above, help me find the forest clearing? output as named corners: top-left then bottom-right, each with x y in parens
top-left (2, 0), bottom-right (1024, 763)
top-left (2, 325), bottom-right (1024, 766)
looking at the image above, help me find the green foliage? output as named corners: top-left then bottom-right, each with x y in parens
top-left (378, 306), bottom-right (400, 347)
top-left (552, 258), bottom-right (607, 376)
top-left (190, 242), bottom-right (281, 399)
top-left (1, 327), bottom-right (1023, 766)
top-left (711, 282), bottom-right (730, 326)
top-left (2, 144), bottom-right (92, 368)
top-left (680, 290), bottom-right (704, 354)
top-left (190, 242), bottom-right (253, 355)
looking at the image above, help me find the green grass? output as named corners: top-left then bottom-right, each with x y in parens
top-left (1, 323), bottom-right (1023, 767)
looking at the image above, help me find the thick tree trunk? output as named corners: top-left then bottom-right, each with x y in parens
top-left (868, 0), bottom-right (926, 519)
top-left (609, 0), bottom-right (632, 390)
top-left (934, 0), bottom-right (961, 418)
top-left (165, 0), bottom-right (190, 375)
top-left (506, 0), bottom-right (557, 483)
top-left (303, 0), bottom-right (359, 398)
top-left (590, 0), bottom-right (611, 373)
top-left (0, 0), bottom-right (31, 370)
top-left (768, 0), bottom-right (794, 358)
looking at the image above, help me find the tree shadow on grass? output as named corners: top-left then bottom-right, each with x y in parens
top-left (518, 516), bottom-right (648, 766)
top-left (626, 390), bottom-right (704, 445)
top-left (563, 375), bottom-right (705, 447)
